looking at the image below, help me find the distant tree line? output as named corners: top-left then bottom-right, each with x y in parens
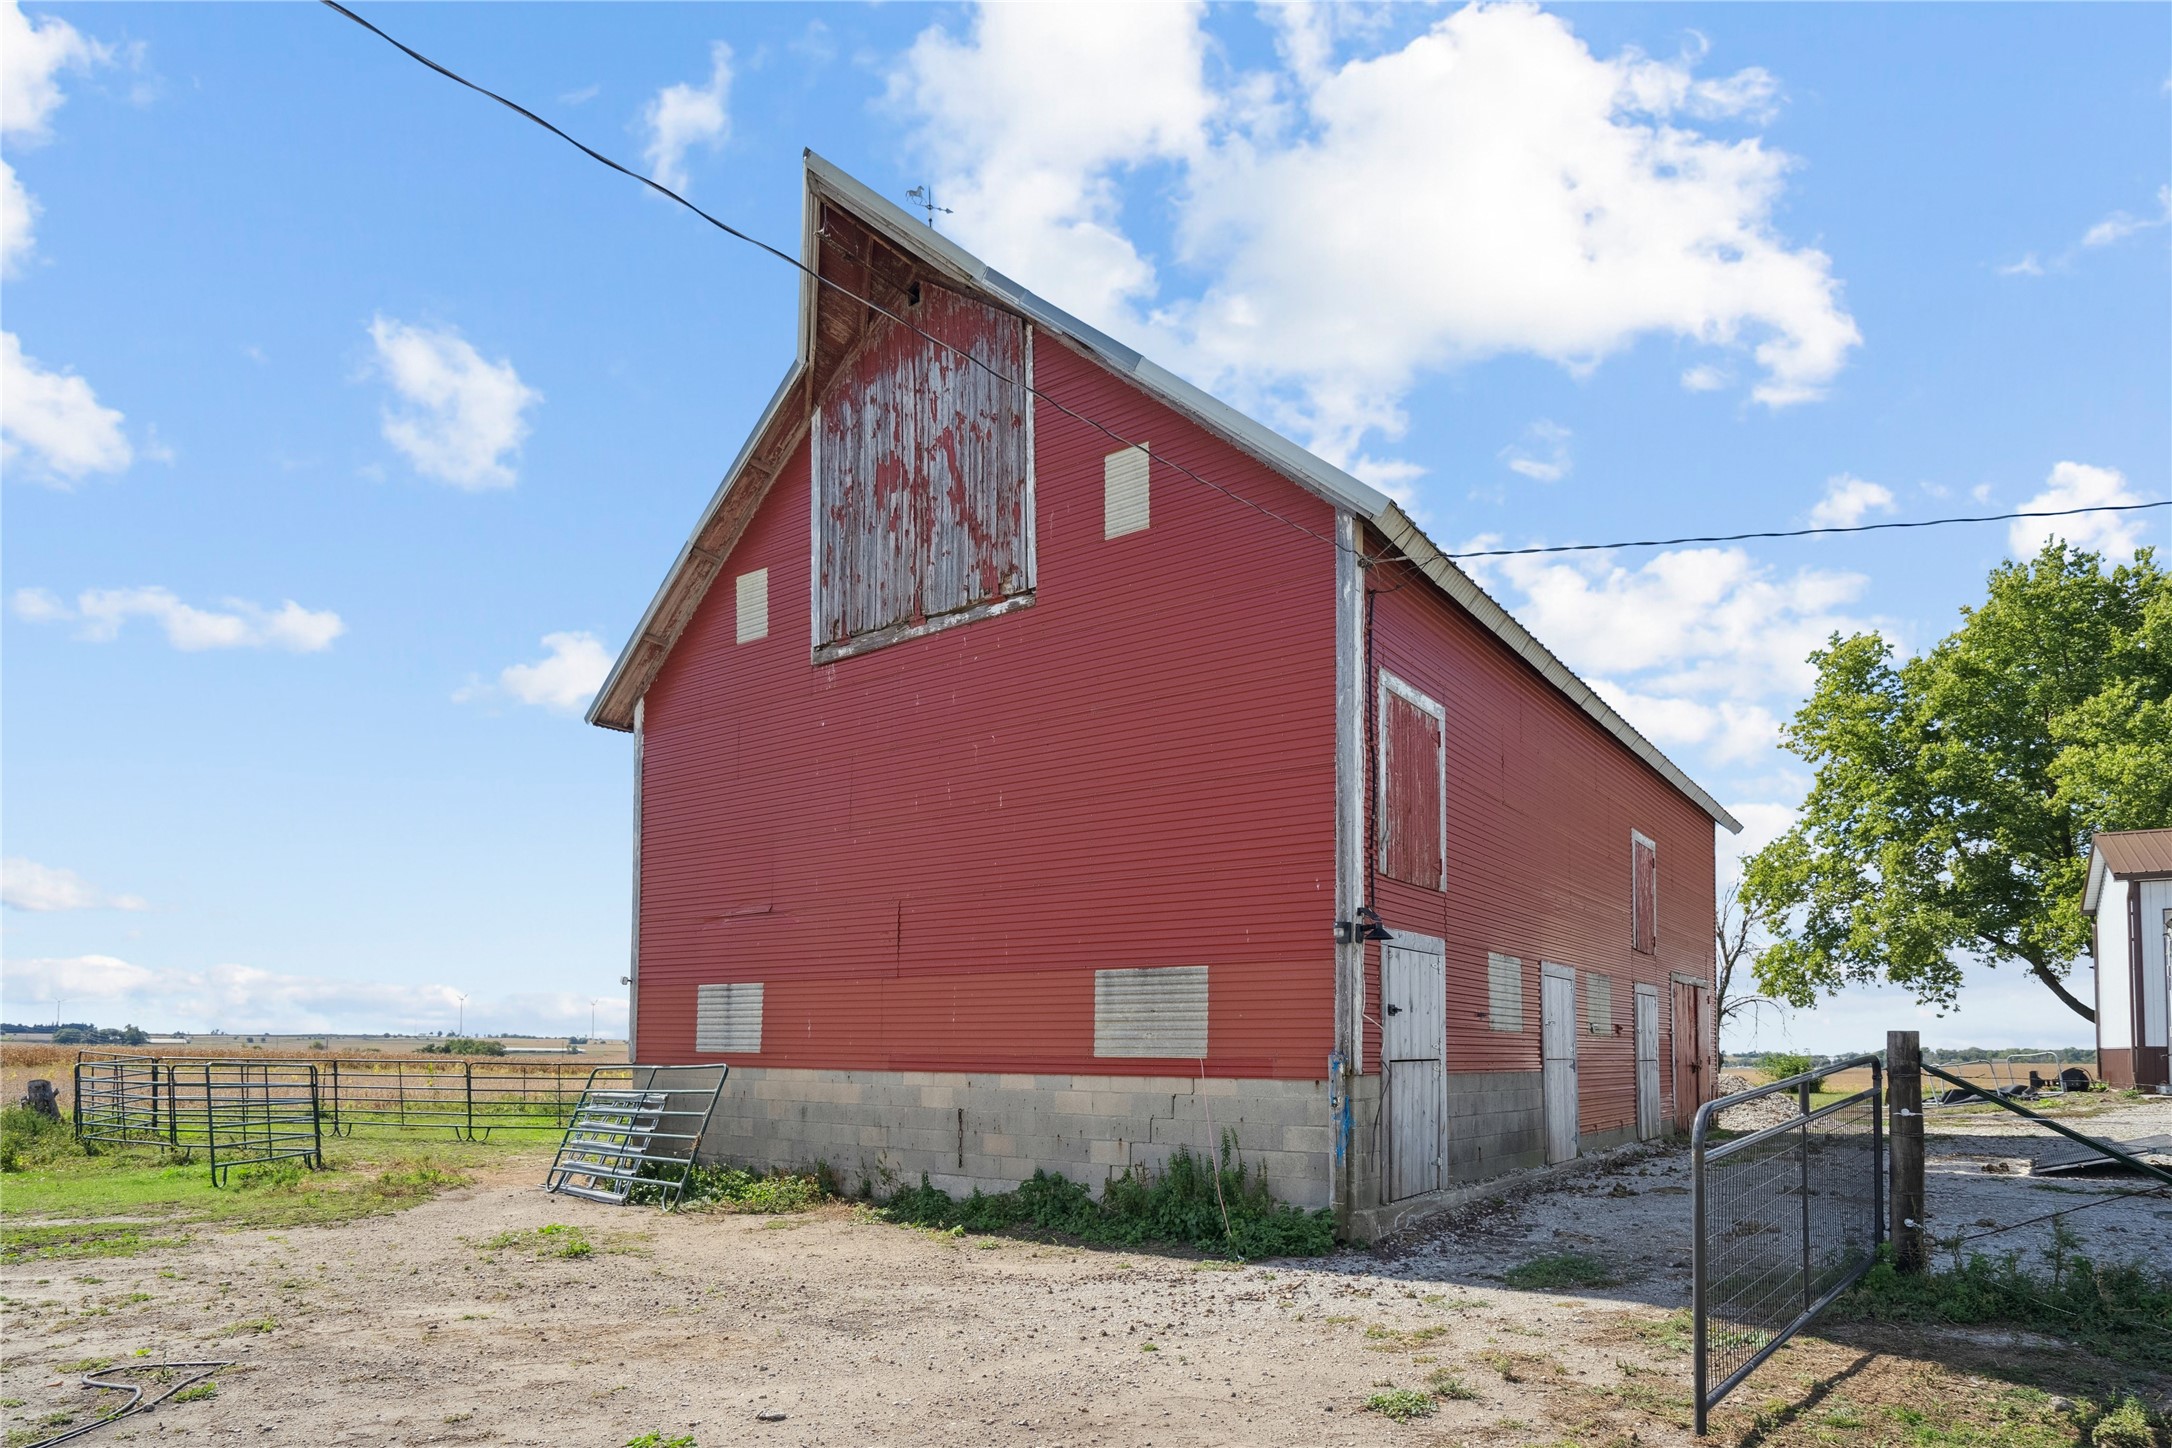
top-left (3, 1023), bottom-right (153, 1045)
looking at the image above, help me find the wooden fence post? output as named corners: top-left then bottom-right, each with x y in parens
top-left (1887, 1030), bottom-right (1924, 1274)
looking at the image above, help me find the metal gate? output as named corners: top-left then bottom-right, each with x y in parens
top-left (1692, 1055), bottom-right (1882, 1434)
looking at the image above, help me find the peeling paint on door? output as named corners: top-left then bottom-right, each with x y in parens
top-left (816, 284), bottom-right (1030, 653)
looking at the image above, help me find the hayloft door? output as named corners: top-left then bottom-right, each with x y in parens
top-left (1541, 963), bottom-right (1579, 1164)
top-left (1381, 934), bottom-right (1447, 1200)
top-left (1634, 984), bottom-right (1661, 1141)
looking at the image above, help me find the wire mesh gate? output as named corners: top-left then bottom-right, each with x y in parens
top-left (1691, 1055), bottom-right (1882, 1434)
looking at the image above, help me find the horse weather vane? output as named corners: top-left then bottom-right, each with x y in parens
top-left (906, 185), bottom-right (953, 229)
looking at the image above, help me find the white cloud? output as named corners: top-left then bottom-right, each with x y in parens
top-left (0, 953), bottom-right (625, 1035)
top-left (14, 585), bottom-right (344, 652)
top-left (0, 0), bottom-right (109, 141)
top-left (2080, 185), bottom-right (2172, 249)
top-left (1722, 801), bottom-right (1799, 861)
top-left (890, 4), bottom-right (1210, 328)
top-left (642, 42), bottom-right (733, 194)
top-left (0, 330), bottom-right (132, 482)
top-left (896, 3), bottom-right (1859, 467)
top-left (1, 156), bottom-right (38, 276)
top-left (1469, 543), bottom-right (1881, 701)
top-left (1680, 363), bottom-right (1729, 392)
top-left (1806, 473), bottom-right (1896, 529)
top-left (2009, 460), bottom-right (2150, 563)
top-left (2003, 186), bottom-right (2172, 277)
top-left (367, 316), bottom-right (539, 489)
top-left (461, 631), bottom-right (612, 715)
top-left (1501, 419), bottom-right (1572, 483)
top-left (1, 858), bottom-right (147, 912)
top-left (1591, 679), bottom-right (1779, 764)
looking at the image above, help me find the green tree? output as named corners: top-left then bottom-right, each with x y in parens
top-left (1743, 542), bottom-right (2169, 1024)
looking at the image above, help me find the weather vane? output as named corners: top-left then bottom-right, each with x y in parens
top-left (906, 185), bottom-right (953, 229)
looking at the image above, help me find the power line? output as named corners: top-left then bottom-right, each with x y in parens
top-left (1450, 499), bottom-right (2171, 559)
top-left (316, 2), bottom-right (2169, 577)
top-left (315, 0), bottom-right (1347, 556)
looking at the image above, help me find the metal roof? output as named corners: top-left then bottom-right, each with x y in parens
top-left (2084, 828), bottom-right (2172, 909)
top-left (587, 150), bottom-right (1741, 835)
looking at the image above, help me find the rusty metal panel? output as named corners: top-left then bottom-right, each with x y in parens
top-left (694, 982), bottom-right (763, 1054)
top-left (1093, 966), bottom-right (1208, 1059)
top-left (816, 284), bottom-right (1028, 648)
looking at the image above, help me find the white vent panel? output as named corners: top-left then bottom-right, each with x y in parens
top-left (1104, 444), bottom-right (1150, 539)
top-left (735, 568), bottom-right (769, 644)
top-left (1093, 965), bottom-right (1206, 1058)
top-left (1487, 952), bottom-right (1524, 1033)
top-left (695, 982), bottom-right (763, 1053)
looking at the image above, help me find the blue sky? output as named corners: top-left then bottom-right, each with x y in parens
top-left (4, 2), bottom-right (2166, 1053)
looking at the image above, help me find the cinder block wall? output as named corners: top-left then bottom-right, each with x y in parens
top-left (698, 1068), bottom-right (1335, 1210)
top-left (1446, 1070), bottom-right (1546, 1182)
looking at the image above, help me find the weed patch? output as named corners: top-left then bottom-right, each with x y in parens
top-left (0, 1107), bottom-right (81, 1173)
top-left (1426, 1368), bottom-right (1480, 1401)
top-left (669, 1165), bottom-right (827, 1214)
top-left (477, 1223), bottom-right (594, 1259)
top-left (1363, 1388), bottom-right (1436, 1422)
top-left (1503, 1252), bottom-right (1616, 1290)
top-left (1833, 1236), bottom-right (2172, 1370)
top-left (876, 1135), bottom-right (1333, 1258)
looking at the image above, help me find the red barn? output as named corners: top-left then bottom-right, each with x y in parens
top-left (587, 154), bottom-right (1739, 1235)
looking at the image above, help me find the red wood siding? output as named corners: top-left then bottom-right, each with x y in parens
top-left (816, 285), bottom-right (1030, 644)
top-left (1362, 544), bottom-right (1718, 1136)
top-left (1379, 681), bottom-right (1444, 889)
top-left (638, 336), bottom-right (1339, 1078)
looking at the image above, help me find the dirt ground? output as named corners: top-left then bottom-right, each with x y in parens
top-left (3, 1099), bottom-right (2166, 1448)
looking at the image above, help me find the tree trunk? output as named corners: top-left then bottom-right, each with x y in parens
top-left (2026, 957), bottom-right (2095, 1023)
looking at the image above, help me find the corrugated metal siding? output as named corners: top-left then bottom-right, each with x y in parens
top-left (1363, 540), bottom-right (1718, 1137)
top-left (694, 982), bottom-right (764, 1053)
top-left (637, 336), bottom-right (1339, 1079)
top-left (815, 284), bottom-right (1029, 645)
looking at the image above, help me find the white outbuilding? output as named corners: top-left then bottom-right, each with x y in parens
top-left (2085, 828), bottom-right (2172, 1091)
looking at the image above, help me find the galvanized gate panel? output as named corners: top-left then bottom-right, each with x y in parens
top-left (1382, 936), bottom-right (1446, 1201)
top-left (1634, 985), bottom-right (1661, 1140)
top-left (1541, 963), bottom-right (1578, 1164)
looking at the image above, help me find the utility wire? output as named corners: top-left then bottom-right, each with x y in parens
top-left (315, 0), bottom-right (1346, 556)
top-left (1452, 499), bottom-right (2171, 559)
top-left (317, 2), bottom-right (2170, 573)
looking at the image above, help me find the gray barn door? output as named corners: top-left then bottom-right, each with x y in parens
top-left (1541, 963), bottom-right (1579, 1164)
top-left (1382, 935), bottom-right (1447, 1200)
top-left (1634, 984), bottom-right (1661, 1141)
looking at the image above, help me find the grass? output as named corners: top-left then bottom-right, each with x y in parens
top-left (172, 1381), bottom-right (218, 1403)
top-left (476, 1223), bottom-right (595, 1259)
top-left (1831, 1229), bottom-right (2172, 1371)
top-left (876, 1133), bottom-right (1334, 1258)
top-left (661, 1164), bottom-right (831, 1214)
top-left (1, 1106), bottom-right (531, 1257)
top-left (624, 1435), bottom-right (698, 1448)
top-left (1503, 1251), bottom-right (1617, 1290)
top-left (1363, 1388), bottom-right (1437, 1422)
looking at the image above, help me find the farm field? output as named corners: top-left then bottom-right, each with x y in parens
top-left (2, 1097), bottom-right (2166, 1447)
